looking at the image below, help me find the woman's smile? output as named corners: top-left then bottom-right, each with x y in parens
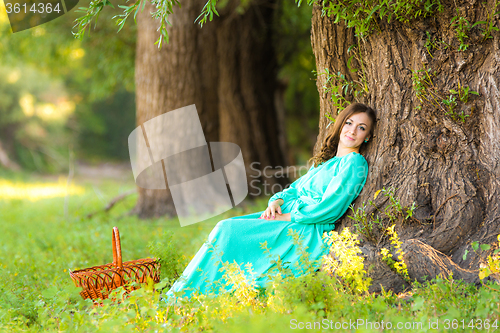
top-left (336, 112), bottom-right (372, 156)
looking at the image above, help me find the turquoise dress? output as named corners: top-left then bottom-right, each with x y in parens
top-left (164, 151), bottom-right (368, 301)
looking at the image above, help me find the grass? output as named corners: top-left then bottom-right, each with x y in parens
top-left (0, 168), bottom-right (498, 332)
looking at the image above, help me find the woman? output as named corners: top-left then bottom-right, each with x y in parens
top-left (164, 103), bottom-right (376, 302)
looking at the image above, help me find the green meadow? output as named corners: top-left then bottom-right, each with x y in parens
top-left (0, 169), bottom-right (499, 332)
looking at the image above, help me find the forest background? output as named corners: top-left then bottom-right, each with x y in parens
top-left (0, 0), bottom-right (318, 173)
top-left (1, 0), bottom-right (500, 331)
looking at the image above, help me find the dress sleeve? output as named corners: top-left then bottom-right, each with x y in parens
top-left (290, 155), bottom-right (368, 225)
top-left (268, 165), bottom-right (314, 207)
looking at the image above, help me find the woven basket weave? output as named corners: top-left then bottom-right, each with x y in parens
top-left (69, 227), bottom-right (161, 301)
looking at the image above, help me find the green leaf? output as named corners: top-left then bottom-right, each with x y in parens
top-left (481, 244), bottom-right (491, 251)
top-left (134, 4), bottom-right (141, 20)
top-left (367, 5), bottom-right (380, 20)
top-left (472, 241), bottom-right (479, 251)
top-left (471, 21), bottom-right (487, 28)
top-left (463, 249), bottom-right (469, 260)
top-left (347, 55), bottom-right (358, 73)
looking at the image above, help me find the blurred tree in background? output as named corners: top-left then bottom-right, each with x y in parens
top-left (77, 89), bottom-right (135, 161)
top-left (274, 0), bottom-right (319, 166)
top-left (0, 65), bottom-right (73, 172)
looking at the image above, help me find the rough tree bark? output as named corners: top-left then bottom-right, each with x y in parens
top-left (311, 0), bottom-right (500, 292)
top-left (132, 0), bottom-right (288, 218)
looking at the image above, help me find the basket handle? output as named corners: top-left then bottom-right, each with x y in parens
top-left (112, 227), bottom-right (123, 269)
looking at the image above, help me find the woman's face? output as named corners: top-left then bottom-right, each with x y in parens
top-left (338, 112), bottom-right (372, 151)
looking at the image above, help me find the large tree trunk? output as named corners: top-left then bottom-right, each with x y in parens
top-left (132, 1), bottom-right (206, 218)
top-left (311, 0), bottom-right (500, 290)
top-left (217, 0), bottom-right (288, 192)
top-left (132, 0), bottom-right (287, 218)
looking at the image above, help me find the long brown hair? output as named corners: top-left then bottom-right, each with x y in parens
top-left (308, 103), bottom-right (377, 167)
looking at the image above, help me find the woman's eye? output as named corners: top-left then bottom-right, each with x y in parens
top-left (360, 127), bottom-right (365, 131)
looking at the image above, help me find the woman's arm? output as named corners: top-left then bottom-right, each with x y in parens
top-left (267, 165), bottom-right (314, 207)
top-left (290, 155), bottom-right (368, 225)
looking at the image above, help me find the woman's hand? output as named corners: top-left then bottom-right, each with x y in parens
top-left (260, 199), bottom-right (282, 219)
top-left (259, 212), bottom-right (291, 221)
top-left (260, 199), bottom-right (288, 220)
top-left (272, 213), bottom-right (291, 221)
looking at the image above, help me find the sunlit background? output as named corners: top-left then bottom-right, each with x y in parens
top-left (0, 0), bottom-right (137, 178)
top-left (0, 178), bottom-right (85, 200)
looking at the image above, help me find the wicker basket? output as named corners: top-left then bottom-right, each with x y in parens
top-left (69, 227), bottom-right (161, 301)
